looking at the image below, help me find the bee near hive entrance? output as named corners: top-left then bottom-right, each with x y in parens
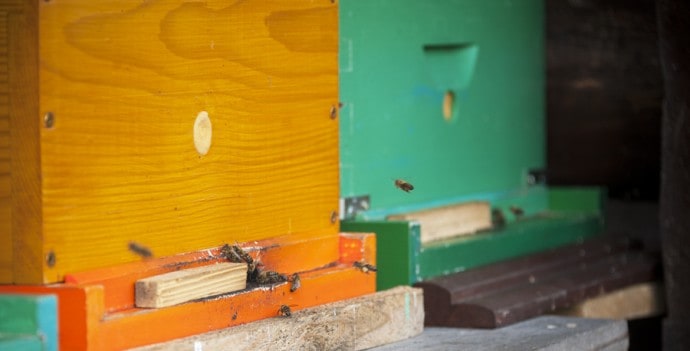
top-left (394, 179), bottom-right (414, 193)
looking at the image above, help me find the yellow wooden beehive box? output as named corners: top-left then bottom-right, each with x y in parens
top-left (1, 0), bottom-right (339, 284)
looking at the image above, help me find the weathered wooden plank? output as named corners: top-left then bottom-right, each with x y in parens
top-left (421, 237), bottom-right (634, 303)
top-left (387, 201), bottom-right (492, 243)
top-left (559, 282), bottom-right (665, 320)
top-left (455, 252), bottom-right (658, 328)
top-left (417, 237), bottom-right (660, 328)
top-left (135, 262), bottom-right (247, 308)
top-left (133, 286), bottom-right (424, 351)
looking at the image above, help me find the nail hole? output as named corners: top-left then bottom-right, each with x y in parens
top-left (46, 251), bottom-right (56, 267)
top-left (330, 211), bottom-right (338, 224)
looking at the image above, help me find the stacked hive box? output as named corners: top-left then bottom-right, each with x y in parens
top-left (1, 1), bottom-right (376, 349)
top-left (338, 0), bottom-right (604, 289)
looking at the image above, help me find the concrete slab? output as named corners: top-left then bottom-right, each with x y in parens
top-left (369, 316), bottom-right (628, 351)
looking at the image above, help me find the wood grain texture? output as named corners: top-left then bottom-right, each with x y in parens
top-left (0, 232), bottom-right (377, 350)
top-left (4, 0), bottom-right (42, 284)
top-left (417, 237), bottom-right (660, 328)
top-left (135, 262), bottom-right (247, 308)
top-left (26, 0), bottom-right (339, 283)
top-left (387, 201), bottom-right (491, 243)
top-left (132, 286), bottom-right (424, 351)
top-left (0, 3), bottom-right (14, 282)
top-left (559, 282), bottom-right (665, 320)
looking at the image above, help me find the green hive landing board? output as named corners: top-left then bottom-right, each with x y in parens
top-left (341, 188), bottom-right (605, 290)
top-left (339, 0), bottom-right (545, 216)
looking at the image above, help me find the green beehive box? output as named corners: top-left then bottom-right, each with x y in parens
top-left (338, 0), bottom-right (603, 290)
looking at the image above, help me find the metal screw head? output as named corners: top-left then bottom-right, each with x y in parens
top-left (44, 112), bottom-right (55, 128)
top-left (330, 210), bottom-right (338, 224)
top-left (329, 105), bottom-right (337, 119)
top-left (46, 251), bottom-right (56, 267)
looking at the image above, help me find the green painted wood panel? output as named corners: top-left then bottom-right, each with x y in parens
top-left (339, 0), bottom-right (545, 216)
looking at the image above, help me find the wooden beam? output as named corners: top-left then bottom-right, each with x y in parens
top-left (135, 262), bottom-right (247, 308)
top-left (416, 237), bottom-right (660, 328)
top-left (387, 201), bottom-right (491, 244)
top-left (132, 286), bottom-right (424, 351)
top-left (559, 282), bottom-right (665, 320)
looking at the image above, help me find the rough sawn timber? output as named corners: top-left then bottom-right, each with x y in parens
top-left (133, 286), bottom-right (424, 351)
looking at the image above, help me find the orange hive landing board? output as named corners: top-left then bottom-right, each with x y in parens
top-left (0, 233), bottom-right (376, 350)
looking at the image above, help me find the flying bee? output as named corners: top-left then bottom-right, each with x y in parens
top-left (289, 273), bottom-right (301, 292)
top-left (128, 241), bottom-right (153, 259)
top-left (394, 179), bottom-right (414, 193)
top-left (509, 206), bottom-right (525, 219)
top-left (353, 261), bottom-right (377, 273)
top-left (278, 304), bottom-right (292, 317)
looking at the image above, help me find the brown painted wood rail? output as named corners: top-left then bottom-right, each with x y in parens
top-left (415, 237), bottom-right (660, 328)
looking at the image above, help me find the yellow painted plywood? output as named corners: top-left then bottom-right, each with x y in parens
top-left (32, 0), bottom-right (338, 283)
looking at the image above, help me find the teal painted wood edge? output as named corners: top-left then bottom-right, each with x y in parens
top-left (0, 335), bottom-right (43, 351)
top-left (0, 294), bottom-right (58, 351)
top-left (418, 213), bottom-right (603, 279)
top-left (341, 220), bottom-right (421, 290)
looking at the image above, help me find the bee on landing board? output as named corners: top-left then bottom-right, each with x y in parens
top-left (289, 273), bottom-right (301, 292)
top-left (394, 179), bottom-right (414, 193)
top-left (278, 305), bottom-right (292, 317)
top-left (255, 270), bottom-right (288, 285)
top-left (353, 261), bottom-right (377, 273)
